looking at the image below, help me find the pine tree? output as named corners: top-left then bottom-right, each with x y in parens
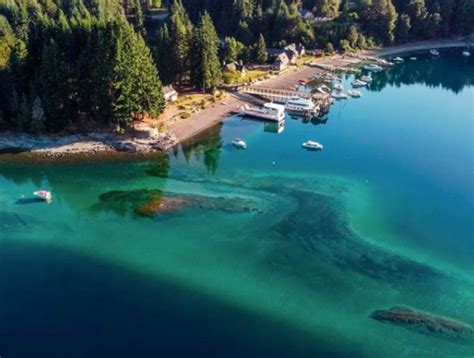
top-left (254, 33), bottom-right (268, 64)
top-left (155, 23), bottom-right (174, 84)
top-left (169, 0), bottom-right (192, 84)
top-left (112, 19), bottom-right (164, 124)
top-left (39, 38), bottom-right (69, 131)
top-left (190, 12), bottom-right (222, 92)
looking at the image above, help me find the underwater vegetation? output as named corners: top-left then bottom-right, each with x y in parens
top-left (371, 306), bottom-right (473, 342)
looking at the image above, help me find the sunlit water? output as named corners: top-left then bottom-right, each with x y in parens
top-left (1, 49), bottom-right (473, 357)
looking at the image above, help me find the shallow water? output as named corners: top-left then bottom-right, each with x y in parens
top-left (1, 49), bottom-right (473, 357)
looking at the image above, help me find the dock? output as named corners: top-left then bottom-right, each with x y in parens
top-left (239, 85), bottom-right (331, 108)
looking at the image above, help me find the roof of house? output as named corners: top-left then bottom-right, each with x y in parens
top-left (163, 86), bottom-right (177, 95)
top-left (275, 52), bottom-right (290, 64)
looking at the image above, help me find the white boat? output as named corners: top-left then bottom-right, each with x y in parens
top-left (392, 56), bottom-right (404, 63)
top-left (363, 64), bottom-right (383, 72)
top-left (240, 102), bottom-right (285, 122)
top-left (334, 83), bottom-right (344, 91)
top-left (302, 140), bottom-right (323, 150)
top-left (347, 89), bottom-right (362, 98)
top-left (317, 85), bottom-right (331, 94)
top-left (360, 76), bottom-right (373, 83)
top-left (430, 49), bottom-right (440, 56)
top-left (331, 91), bottom-right (348, 100)
top-left (232, 138), bottom-right (247, 149)
top-left (409, 57), bottom-right (417, 60)
top-left (284, 97), bottom-right (320, 117)
top-left (463, 50), bottom-right (471, 57)
top-left (33, 190), bottom-right (52, 202)
top-left (378, 59), bottom-right (395, 67)
top-left (352, 79), bottom-right (367, 87)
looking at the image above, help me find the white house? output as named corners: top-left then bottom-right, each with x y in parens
top-left (163, 85), bottom-right (178, 102)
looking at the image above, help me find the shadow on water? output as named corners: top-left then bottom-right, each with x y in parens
top-left (0, 240), bottom-right (360, 358)
top-left (15, 197), bottom-right (45, 205)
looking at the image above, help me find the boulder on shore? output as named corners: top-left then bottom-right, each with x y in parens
top-left (370, 306), bottom-right (473, 341)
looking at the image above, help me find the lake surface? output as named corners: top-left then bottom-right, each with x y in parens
top-left (1, 49), bottom-right (473, 357)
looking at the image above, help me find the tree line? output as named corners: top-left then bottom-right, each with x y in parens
top-left (0, 0), bottom-right (166, 132)
top-left (1, 0), bottom-right (473, 133)
top-left (176, 0), bottom-right (473, 50)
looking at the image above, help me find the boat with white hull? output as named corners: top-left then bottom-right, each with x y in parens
top-left (347, 89), bottom-right (362, 98)
top-left (363, 64), bottom-right (383, 72)
top-left (332, 91), bottom-right (348, 100)
top-left (34, 190), bottom-right (52, 202)
top-left (232, 138), bottom-right (247, 149)
top-left (240, 102), bottom-right (285, 122)
top-left (302, 140), bottom-right (323, 150)
top-left (352, 79), bottom-right (367, 87)
top-left (283, 97), bottom-right (320, 117)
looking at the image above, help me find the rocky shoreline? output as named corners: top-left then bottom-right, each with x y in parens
top-left (0, 125), bottom-right (177, 159)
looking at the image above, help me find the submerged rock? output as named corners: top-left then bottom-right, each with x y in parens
top-left (370, 306), bottom-right (473, 341)
top-left (94, 189), bottom-right (262, 218)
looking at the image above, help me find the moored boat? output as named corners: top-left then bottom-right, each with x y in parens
top-left (317, 85), bottom-right (331, 94)
top-left (232, 138), bottom-right (247, 149)
top-left (347, 89), bottom-right (362, 98)
top-left (33, 190), bottom-right (52, 202)
top-left (240, 102), bottom-right (286, 122)
top-left (363, 64), bottom-right (383, 72)
top-left (352, 79), bottom-right (367, 87)
top-left (334, 83), bottom-right (344, 91)
top-left (378, 59), bottom-right (395, 67)
top-left (284, 97), bottom-right (320, 117)
top-left (462, 50), bottom-right (471, 57)
top-left (360, 75), bottom-right (373, 83)
top-left (302, 140), bottom-right (323, 150)
top-left (430, 49), bottom-right (440, 56)
top-left (409, 56), bottom-right (417, 60)
top-left (331, 91), bottom-right (348, 100)
top-left (392, 56), bottom-right (404, 63)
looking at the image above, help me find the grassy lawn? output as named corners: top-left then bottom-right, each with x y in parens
top-left (223, 70), bottom-right (271, 84)
top-left (171, 92), bottom-right (226, 121)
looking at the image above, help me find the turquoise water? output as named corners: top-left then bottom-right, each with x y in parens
top-left (1, 49), bottom-right (473, 357)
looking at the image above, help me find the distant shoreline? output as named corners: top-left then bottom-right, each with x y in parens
top-left (0, 38), bottom-right (469, 161)
top-left (366, 37), bottom-right (469, 57)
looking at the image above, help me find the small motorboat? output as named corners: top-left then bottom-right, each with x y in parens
top-left (430, 49), bottom-right (440, 56)
top-left (317, 85), bottom-right (331, 94)
top-left (392, 56), bottom-right (404, 63)
top-left (463, 50), bottom-right (471, 57)
top-left (33, 190), bottom-right (52, 202)
top-left (334, 83), bottom-right (344, 91)
top-left (378, 59), bottom-right (395, 67)
top-left (352, 79), bottom-right (367, 87)
top-left (360, 76), bottom-right (373, 83)
top-left (363, 64), bottom-right (383, 72)
top-left (232, 138), bottom-right (247, 149)
top-left (409, 56), bottom-right (417, 60)
top-left (302, 140), bottom-right (323, 150)
top-left (347, 89), bottom-right (362, 98)
top-left (332, 92), bottom-right (348, 100)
